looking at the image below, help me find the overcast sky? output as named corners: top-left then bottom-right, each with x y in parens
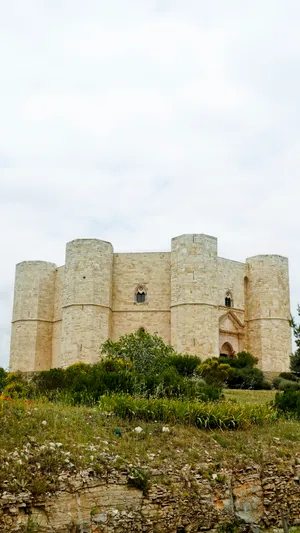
top-left (1, 0), bottom-right (300, 368)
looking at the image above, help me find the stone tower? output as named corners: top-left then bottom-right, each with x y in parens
top-left (245, 255), bottom-right (291, 373)
top-left (171, 234), bottom-right (219, 357)
top-left (10, 261), bottom-right (56, 371)
top-left (60, 239), bottom-right (113, 368)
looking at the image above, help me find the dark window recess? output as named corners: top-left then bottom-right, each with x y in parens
top-left (225, 297), bottom-right (231, 307)
top-left (136, 292), bottom-right (146, 303)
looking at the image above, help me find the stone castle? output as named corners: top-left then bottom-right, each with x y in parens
top-left (9, 234), bottom-right (292, 374)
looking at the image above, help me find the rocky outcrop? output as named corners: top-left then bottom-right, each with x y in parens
top-left (1, 457), bottom-right (300, 532)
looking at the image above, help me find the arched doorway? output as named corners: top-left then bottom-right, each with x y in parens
top-left (220, 342), bottom-right (235, 358)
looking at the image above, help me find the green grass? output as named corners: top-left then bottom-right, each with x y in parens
top-left (224, 388), bottom-right (276, 405)
top-left (99, 394), bottom-right (278, 429)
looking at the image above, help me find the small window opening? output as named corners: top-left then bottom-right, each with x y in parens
top-left (225, 291), bottom-right (233, 307)
top-left (136, 292), bottom-right (146, 303)
top-left (135, 284), bottom-right (147, 303)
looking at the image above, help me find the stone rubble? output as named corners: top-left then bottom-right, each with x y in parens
top-left (1, 456), bottom-right (300, 532)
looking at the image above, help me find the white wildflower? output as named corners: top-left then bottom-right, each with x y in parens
top-left (41, 420), bottom-right (47, 426)
top-left (162, 427), bottom-right (170, 433)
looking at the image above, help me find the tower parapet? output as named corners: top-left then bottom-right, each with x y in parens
top-left (60, 239), bottom-right (113, 368)
top-left (245, 255), bottom-right (292, 373)
top-left (10, 261), bottom-right (56, 371)
top-left (171, 234), bottom-right (219, 358)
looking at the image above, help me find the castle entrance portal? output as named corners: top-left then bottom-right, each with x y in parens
top-left (220, 342), bottom-right (235, 358)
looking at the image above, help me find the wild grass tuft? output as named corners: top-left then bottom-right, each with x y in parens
top-left (98, 394), bottom-right (278, 430)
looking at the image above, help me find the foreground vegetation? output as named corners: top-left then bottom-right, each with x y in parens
top-left (1, 329), bottom-right (300, 507)
top-left (0, 392), bottom-right (299, 502)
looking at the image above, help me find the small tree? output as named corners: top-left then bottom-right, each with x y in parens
top-left (196, 359), bottom-right (234, 387)
top-left (290, 306), bottom-right (300, 373)
top-left (101, 329), bottom-right (175, 374)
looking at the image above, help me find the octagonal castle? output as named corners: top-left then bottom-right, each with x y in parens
top-left (9, 234), bottom-right (292, 375)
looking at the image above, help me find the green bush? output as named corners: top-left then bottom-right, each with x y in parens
top-left (275, 389), bottom-right (300, 417)
top-left (260, 379), bottom-right (273, 390)
top-left (273, 377), bottom-right (300, 391)
top-left (226, 367), bottom-right (266, 390)
top-left (101, 329), bottom-right (175, 374)
top-left (167, 354), bottom-right (200, 376)
top-left (32, 368), bottom-right (66, 391)
top-left (279, 372), bottom-right (300, 382)
top-left (196, 359), bottom-right (234, 387)
top-left (3, 381), bottom-right (30, 398)
top-left (6, 331), bottom-right (223, 404)
top-left (219, 351), bottom-right (258, 369)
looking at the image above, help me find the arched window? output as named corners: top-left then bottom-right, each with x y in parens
top-left (225, 291), bottom-right (233, 308)
top-left (135, 284), bottom-right (147, 304)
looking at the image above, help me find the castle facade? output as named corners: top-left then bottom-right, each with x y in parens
top-left (9, 234), bottom-right (292, 375)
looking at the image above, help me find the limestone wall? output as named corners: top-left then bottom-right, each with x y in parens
top-left (10, 261), bottom-right (56, 372)
top-left (51, 266), bottom-right (65, 368)
top-left (217, 257), bottom-right (246, 310)
top-left (171, 234), bottom-right (219, 358)
top-left (60, 239), bottom-right (113, 368)
top-left (112, 252), bottom-right (171, 343)
top-left (246, 255), bottom-right (292, 372)
top-left (217, 258), bottom-right (246, 355)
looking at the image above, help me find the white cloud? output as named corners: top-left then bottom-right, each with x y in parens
top-left (1, 0), bottom-right (300, 367)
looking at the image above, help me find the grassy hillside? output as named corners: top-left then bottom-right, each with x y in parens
top-left (0, 390), bottom-right (299, 501)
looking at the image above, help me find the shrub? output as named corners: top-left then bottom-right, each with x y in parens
top-left (32, 368), bottom-right (66, 391)
top-left (167, 354), bottom-right (200, 376)
top-left (196, 385), bottom-right (223, 402)
top-left (279, 372), bottom-right (299, 382)
top-left (219, 351), bottom-right (258, 369)
top-left (275, 389), bottom-right (300, 417)
top-left (260, 379), bottom-right (273, 390)
top-left (273, 377), bottom-right (300, 391)
top-left (99, 358), bottom-right (131, 373)
top-left (101, 329), bottom-right (175, 374)
top-left (3, 381), bottom-right (30, 398)
top-left (5, 371), bottom-right (27, 386)
top-left (196, 359), bottom-right (234, 387)
top-left (226, 367), bottom-right (266, 390)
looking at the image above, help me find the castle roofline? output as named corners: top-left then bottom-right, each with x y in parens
top-left (16, 260), bottom-right (57, 268)
top-left (66, 238), bottom-right (113, 247)
top-left (171, 233), bottom-right (217, 241)
top-left (246, 254), bottom-right (288, 262)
